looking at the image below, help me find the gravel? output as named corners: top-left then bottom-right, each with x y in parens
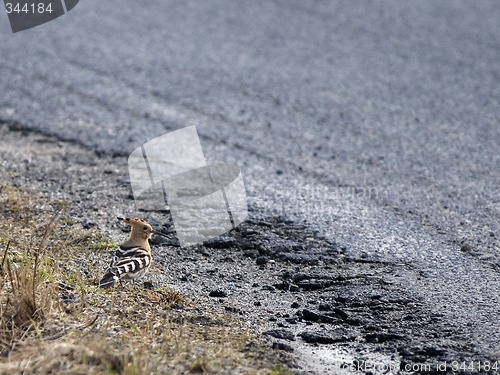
top-left (2, 123), bottom-right (498, 373)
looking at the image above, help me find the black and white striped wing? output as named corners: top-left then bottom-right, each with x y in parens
top-left (99, 246), bottom-right (151, 288)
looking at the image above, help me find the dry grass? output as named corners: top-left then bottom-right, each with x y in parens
top-left (0, 183), bottom-right (293, 374)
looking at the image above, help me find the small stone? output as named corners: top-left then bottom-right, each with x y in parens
top-left (224, 306), bottom-right (240, 313)
top-left (291, 302), bottom-right (300, 308)
top-left (143, 281), bottom-right (154, 289)
top-left (58, 282), bottom-right (74, 291)
top-left (297, 279), bottom-right (330, 290)
top-left (180, 274), bottom-right (193, 282)
top-left (478, 253), bottom-right (494, 260)
top-left (272, 342), bottom-right (294, 352)
top-left (156, 237), bottom-right (180, 247)
top-left (274, 282), bottom-right (299, 292)
top-left (254, 301), bottom-right (262, 307)
top-left (196, 246), bottom-right (210, 257)
top-left (318, 303), bottom-right (332, 311)
top-left (331, 308), bottom-right (349, 320)
top-left (150, 233), bottom-right (171, 245)
top-left (289, 284), bottom-right (300, 292)
top-left (209, 290), bottom-right (227, 298)
top-left (240, 240), bottom-right (256, 250)
top-left (242, 341), bottom-right (257, 352)
top-left (262, 285), bottom-right (276, 291)
top-left (257, 245), bottom-right (270, 255)
top-left (460, 243), bottom-right (473, 252)
top-left (256, 256), bottom-right (268, 265)
top-left (365, 332), bottom-right (404, 343)
top-left (203, 237), bottom-right (236, 249)
top-left (81, 219), bottom-right (96, 229)
top-left (302, 309), bottom-right (338, 324)
top-left (300, 328), bottom-right (357, 344)
top-left (243, 250), bottom-right (259, 259)
top-left (263, 329), bottom-right (295, 341)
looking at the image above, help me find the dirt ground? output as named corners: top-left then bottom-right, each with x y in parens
top-left (1, 122), bottom-right (498, 374)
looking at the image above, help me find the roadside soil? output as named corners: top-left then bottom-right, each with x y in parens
top-left (1, 122), bottom-right (498, 374)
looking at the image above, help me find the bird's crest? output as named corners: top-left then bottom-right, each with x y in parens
top-left (118, 217), bottom-right (153, 240)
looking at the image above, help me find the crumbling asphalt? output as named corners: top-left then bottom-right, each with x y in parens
top-left (1, 123), bottom-right (499, 374)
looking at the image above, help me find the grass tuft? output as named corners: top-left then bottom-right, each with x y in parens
top-left (94, 241), bottom-right (120, 252)
top-left (0, 216), bottom-right (60, 356)
top-left (0, 183), bottom-right (294, 374)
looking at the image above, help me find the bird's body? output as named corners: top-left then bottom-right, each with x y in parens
top-left (99, 217), bottom-right (153, 288)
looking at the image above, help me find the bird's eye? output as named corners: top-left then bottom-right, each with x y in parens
top-left (143, 226), bottom-right (148, 230)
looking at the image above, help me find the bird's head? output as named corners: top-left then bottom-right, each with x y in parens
top-left (117, 217), bottom-right (153, 240)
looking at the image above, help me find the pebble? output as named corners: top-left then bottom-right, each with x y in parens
top-left (180, 274), bottom-right (193, 282)
top-left (263, 329), bottom-right (295, 341)
top-left (301, 309), bottom-right (338, 324)
top-left (239, 240), bottom-right (257, 250)
top-left (365, 332), bottom-right (404, 343)
top-left (150, 234), bottom-right (173, 245)
top-left (300, 328), bottom-right (357, 344)
top-left (224, 306), bottom-right (240, 313)
top-left (262, 285), bottom-right (276, 291)
top-left (243, 250), bottom-right (260, 259)
top-left (256, 256), bottom-right (268, 265)
top-left (81, 218), bottom-right (96, 229)
top-left (274, 282), bottom-right (299, 292)
top-left (297, 279), bottom-right (330, 290)
top-left (196, 246), bottom-right (210, 257)
top-left (272, 342), bottom-right (294, 352)
top-left (460, 243), bottom-right (473, 252)
top-left (318, 303), bottom-right (332, 311)
top-left (209, 290), bottom-right (227, 298)
top-left (203, 237), bottom-right (236, 249)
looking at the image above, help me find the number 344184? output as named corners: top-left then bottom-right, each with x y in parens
top-left (5, 3), bottom-right (54, 14)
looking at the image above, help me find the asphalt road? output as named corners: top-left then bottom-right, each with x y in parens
top-left (1, 0), bottom-right (499, 368)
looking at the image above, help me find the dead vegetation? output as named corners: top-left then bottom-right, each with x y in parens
top-left (0, 183), bottom-right (293, 374)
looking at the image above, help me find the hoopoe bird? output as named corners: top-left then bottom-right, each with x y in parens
top-left (99, 217), bottom-right (154, 288)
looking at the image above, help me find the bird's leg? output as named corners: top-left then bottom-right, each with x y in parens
top-left (131, 280), bottom-right (140, 294)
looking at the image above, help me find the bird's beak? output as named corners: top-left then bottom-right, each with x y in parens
top-left (152, 231), bottom-right (170, 238)
top-left (117, 217), bottom-right (125, 221)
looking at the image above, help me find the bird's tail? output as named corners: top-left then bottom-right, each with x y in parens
top-left (99, 272), bottom-right (119, 288)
